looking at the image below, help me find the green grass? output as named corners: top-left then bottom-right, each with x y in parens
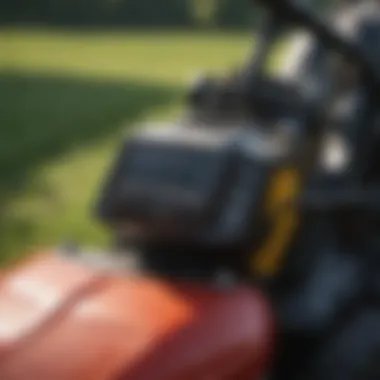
top-left (0, 72), bottom-right (181, 264)
top-left (0, 28), bottom-right (254, 85)
top-left (0, 28), bottom-right (265, 265)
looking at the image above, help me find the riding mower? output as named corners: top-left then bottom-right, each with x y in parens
top-left (2, 0), bottom-right (380, 379)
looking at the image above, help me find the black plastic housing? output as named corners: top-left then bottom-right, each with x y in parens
top-left (97, 124), bottom-right (277, 250)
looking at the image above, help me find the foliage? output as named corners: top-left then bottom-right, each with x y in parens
top-left (0, 0), bottom-right (258, 29)
top-left (216, 0), bottom-right (258, 29)
top-left (190, 0), bottom-right (219, 27)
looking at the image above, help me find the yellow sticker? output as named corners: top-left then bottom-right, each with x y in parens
top-left (252, 168), bottom-right (301, 277)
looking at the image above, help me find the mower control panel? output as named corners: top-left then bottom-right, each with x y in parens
top-left (97, 122), bottom-right (289, 251)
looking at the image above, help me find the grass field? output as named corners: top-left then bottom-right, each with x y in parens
top-left (0, 29), bottom-right (255, 84)
top-left (0, 27), bottom-right (289, 265)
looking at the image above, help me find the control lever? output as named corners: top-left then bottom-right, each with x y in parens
top-left (252, 0), bottom-right (380, 85)
top-left (242, 10), bottom-right (285, 81)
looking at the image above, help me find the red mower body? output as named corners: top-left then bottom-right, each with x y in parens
top-left (0, 253), bottom-right (275, 380)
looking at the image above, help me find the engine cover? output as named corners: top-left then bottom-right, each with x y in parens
top-left (0, 253), bottom-right (275, 380)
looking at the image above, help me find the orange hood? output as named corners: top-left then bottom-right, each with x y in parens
top-left (0, 252), bottom-right (274, 380)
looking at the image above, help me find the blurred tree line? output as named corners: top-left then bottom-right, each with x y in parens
top-left (0, 0), bottom-right (258, 29)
